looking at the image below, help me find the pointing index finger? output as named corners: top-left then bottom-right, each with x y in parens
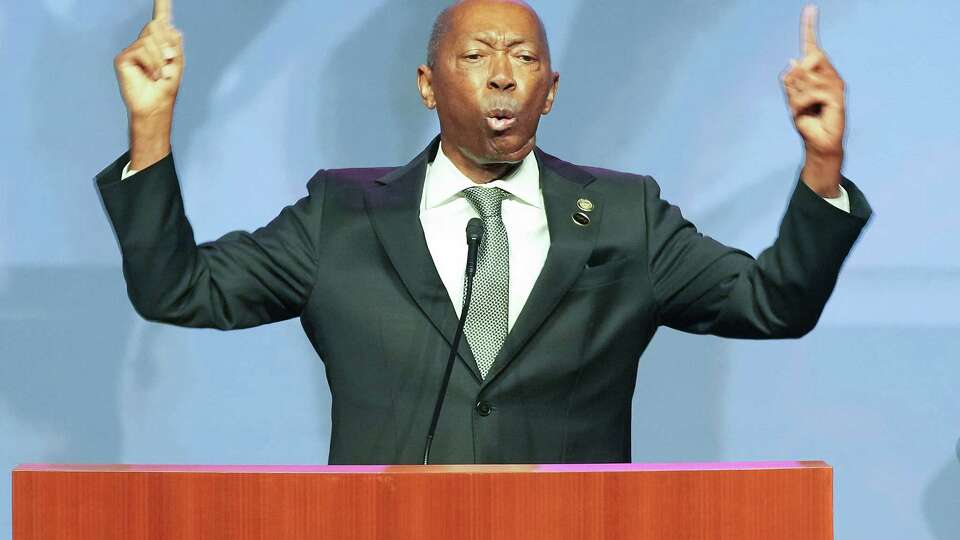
top-left (802, 4), bottom-right (819, 56)
top-left (153, 0), bottom-right (172, 22)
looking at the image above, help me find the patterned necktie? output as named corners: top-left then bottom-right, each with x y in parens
top-left (461, 186), bottom-right (510, 380)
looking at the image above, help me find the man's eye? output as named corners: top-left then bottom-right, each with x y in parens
top-left (464, 54), bottom-right (482, 61)
top-left (518, 55), bottom-right (536, 63)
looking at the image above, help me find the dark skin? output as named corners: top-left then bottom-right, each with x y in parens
top-left (417, 0), bottom-right (560, 184)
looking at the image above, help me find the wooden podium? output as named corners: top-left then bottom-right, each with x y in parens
top-left (14, 461), bottom-right (832, 539)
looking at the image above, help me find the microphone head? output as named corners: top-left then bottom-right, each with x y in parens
top-left (465, 218), bottom-right (484, 244)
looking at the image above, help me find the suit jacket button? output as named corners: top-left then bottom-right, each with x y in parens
top-left (476, 401), bottom-right (493, 417)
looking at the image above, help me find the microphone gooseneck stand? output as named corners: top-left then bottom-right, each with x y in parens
top-left (423, 218), bottom-right (484, 465)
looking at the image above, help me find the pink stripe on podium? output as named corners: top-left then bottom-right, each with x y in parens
top-left (15, 460), bottom-right (824, 473)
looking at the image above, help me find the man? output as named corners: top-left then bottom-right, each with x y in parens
top-left (98, 0), bottom-right (871, 464)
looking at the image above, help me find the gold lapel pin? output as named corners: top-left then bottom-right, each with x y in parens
top-left (577, 198), bottom-right (594, 212)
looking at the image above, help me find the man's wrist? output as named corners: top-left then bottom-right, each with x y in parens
top-left (801, 150), bottom-right (844, 198)
top-left (128, 114), bottom-right (172, 170)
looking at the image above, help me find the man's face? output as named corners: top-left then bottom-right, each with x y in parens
top-left (418, 1), bottom-right (559, 165)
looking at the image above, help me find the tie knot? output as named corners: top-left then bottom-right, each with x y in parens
top-left (462, 186), bottom-right (507, 219)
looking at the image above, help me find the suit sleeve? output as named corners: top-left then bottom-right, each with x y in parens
top-left (645, 175), bottom-right (872, 338)
top-left (96, 151), bottom-right (324, 330)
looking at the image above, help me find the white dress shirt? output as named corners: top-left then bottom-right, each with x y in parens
top-left (120, 148), bottom-right (849, 331)
top-left (420, 143), bottom-right (549, 331)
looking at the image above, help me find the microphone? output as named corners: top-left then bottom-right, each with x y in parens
top-left (423, 218), bottom-right (484, 464)
top-left (465, 218), bottom-right (484, 278)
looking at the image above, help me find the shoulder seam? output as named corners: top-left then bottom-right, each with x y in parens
top-left (642, 175), bottom-right (664, 327)
top-left (299, 169), bottom-right (328, 318)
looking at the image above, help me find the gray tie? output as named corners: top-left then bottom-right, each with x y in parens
top-left (461, 186), bottom-right (509, 379)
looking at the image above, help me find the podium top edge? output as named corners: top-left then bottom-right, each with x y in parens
top-left (14, 461), bottom-right (830, 474)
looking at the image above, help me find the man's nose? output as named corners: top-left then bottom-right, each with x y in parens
top-left (487, 55), bottom-right (516, 92)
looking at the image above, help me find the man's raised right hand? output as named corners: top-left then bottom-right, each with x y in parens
top-left (113, 0), bottom-right (184, 169)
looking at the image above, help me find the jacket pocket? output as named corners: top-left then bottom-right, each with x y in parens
top-left (569, 255), bottom-right (639, 289)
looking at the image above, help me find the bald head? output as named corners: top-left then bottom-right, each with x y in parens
top-left (426, 0), bottom-right (550, 68)
top-left (415, 0), bottom-right (560, 177)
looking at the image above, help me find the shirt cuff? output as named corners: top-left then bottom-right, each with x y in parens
top-left (120, 161), bottom-right (139, 180)
top-left (821, 185), bottom-right (850, 213)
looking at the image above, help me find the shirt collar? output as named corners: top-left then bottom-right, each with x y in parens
top-left (422, 141), bottom-right (543, 210)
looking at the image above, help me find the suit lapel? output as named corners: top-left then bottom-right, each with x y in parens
top-left (481, 149), bottom-right (602, 389)
top-left (365, 137), bottom-right (483, 383)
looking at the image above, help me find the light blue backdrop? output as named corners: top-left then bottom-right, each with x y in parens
top-left (1, 1), bottom-right (958, 538)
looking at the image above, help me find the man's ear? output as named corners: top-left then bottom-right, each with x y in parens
top-left (541, 71), bottom-right (560, 115)
top-left (417, 65), bottom-right (437, 110)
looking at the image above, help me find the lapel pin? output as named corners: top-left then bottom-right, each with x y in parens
top-left (572, 211), bottom-right (591, 227)
top-left (576, 198), bottom-right (595, 212)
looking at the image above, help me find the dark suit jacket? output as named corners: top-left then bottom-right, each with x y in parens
top-left (96, 136), bottom-right (872, 464)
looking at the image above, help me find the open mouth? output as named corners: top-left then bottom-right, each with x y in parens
top-left (485, 109), bottom-right (517, 131)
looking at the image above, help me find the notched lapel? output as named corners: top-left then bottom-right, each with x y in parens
top-left (365, 139), bottom-right (482, 383)
top-left (481, 150), bottom-right (603, 389)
